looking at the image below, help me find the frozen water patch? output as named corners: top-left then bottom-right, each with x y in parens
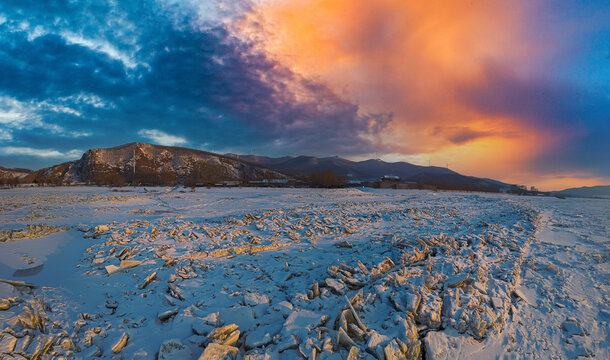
top-left (0, 230), bottom-right (86, 282)
top-left (492, 198), bottom-right (610, 359)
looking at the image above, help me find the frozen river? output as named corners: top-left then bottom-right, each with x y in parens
top-left (0, 187), bottom-right (608, 359)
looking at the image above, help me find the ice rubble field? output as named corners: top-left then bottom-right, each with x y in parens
top-left (0, 187), bottom-right (608, 359)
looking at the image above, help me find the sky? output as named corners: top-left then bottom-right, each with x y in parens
top-left (0, 0), bottom-right (608, 190)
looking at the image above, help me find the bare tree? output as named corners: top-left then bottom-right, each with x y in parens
top-left (310, 170), bottom-right (341, 188)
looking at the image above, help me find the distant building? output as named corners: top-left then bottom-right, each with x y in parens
top-left (247, 178), bottom-right (296, 187)
top-left (381, 175), bottom-right (400, 181)
top-left (215, 180), bottom-right (241, 187)
top-left (379, 175), bottom-right (417, 189)
top-left (380, 175), bottom-right (400, 189)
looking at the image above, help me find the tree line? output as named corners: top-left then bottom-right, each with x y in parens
top-left (2, 166), bottom-right (547, 195)
top-left (0, 175), bottom-right (20, 187)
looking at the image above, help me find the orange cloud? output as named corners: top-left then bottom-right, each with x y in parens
top-left (233, 0), bottom-right (600, 189)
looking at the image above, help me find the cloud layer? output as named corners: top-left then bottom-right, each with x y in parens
top-left (0, 0), bottom-right (389, 168)
top-left (236, 0), bottom-right (610, 188)
top-left (0, 0), bottom-right (607, 189)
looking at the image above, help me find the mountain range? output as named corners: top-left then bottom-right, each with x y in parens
top-left (226, 154), bottom-right (455, 181)
top-left (0, 143), bottom-right (514, 191)
top-left (226, 153), bottom-right (509, 191)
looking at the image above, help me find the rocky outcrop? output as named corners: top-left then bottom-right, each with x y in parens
top-left (27, 143), bottom-right (290, 185)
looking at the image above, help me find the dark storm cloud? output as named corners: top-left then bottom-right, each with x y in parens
top-left (0, 0), bottom-right (390, 169)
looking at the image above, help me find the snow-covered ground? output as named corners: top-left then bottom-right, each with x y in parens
top-left (0, 187), bottom-right (607, 359)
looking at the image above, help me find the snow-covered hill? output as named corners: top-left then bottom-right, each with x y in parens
top-left (26, 143), bottom-right (290, 185)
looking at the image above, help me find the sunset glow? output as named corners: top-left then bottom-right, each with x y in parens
top-left (235, 0), bottom-right (607, 189)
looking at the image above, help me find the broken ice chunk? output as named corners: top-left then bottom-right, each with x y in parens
top-left (245, 323), bottom-right (281, 349)
top-left (335, 240), bottom-right (353, 248)
top-left (205, 324), bottom-right (240, 346)
top-left (336, 327), bottom-right (356, 349)
top-left (95, 225), bottom-right (110, 233)
top-left (201, 312), bottom-right (221, 326)
top-left (198, 343), bottom-right (239, 360)
top-left (105, 265), bottom-right (120, 274)
top-left (192, 319), bottom-right (215, 337)
top-left (325, 278), bottom-right (345, 294)
top-left (218, 306), bottom-right (256, 331)
top-left (446, 274), bottom-right (473, 289)
top-left (415, 295), bottom-right (442, 330)
top-left (137, 271), bottom-right (157, 289)
top-left (405, 291), bottom-right (421, 314)
top-left (347, 346), bottom-right (359, 360)
top-left (283, 310), bottom-right (327, 334)
top-left (277, 334), bottom-right (299, 352)
top-left (273, 301), bottom-right (293, 318)
top-left (491, 296), bottom-right (503, 309)
top-left (244, 292), bottom-right (270, 306)
top-left (158, 308), bottom-right (179, 322)
top-left (367, 330), bottom-right (390, 359)
top-left (384, 339), bottom-right (406, 360)
top-left (0, 333), bottom-right (17, 353)
top-left (120, 260), bottom-right (142, 269)
top-left (111, 332), bottom-right (129, 353)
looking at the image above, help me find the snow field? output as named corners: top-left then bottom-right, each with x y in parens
top-left (0, 187), bottom-right (607, 359)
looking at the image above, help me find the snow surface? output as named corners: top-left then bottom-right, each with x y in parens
top-left (0, 187), bottom-right (608, 359)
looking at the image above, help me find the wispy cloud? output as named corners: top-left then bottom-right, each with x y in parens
top-left (0, 95), bottom-right (36, 128)
top-left (138, 129), bottom-right (188, 146)
top-left (0, 146), bottom-right (82, 159)
top-left (0, 128), bottom-right (12, 140)
top-left (58, 93), bottom-right (114, 109)
top-left (60, 31), bottom-right (145, 70)
top-left (0, 95), bottom-right (90, 136)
